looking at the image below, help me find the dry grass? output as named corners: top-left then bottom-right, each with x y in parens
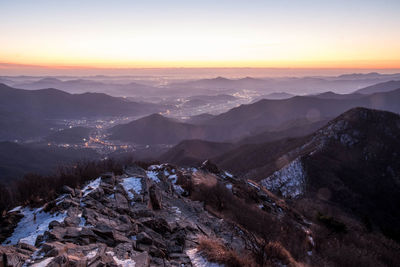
top-left (264, 242), bottom-right (300, 267)
top-left (198, 237), bottom-right (257, 267)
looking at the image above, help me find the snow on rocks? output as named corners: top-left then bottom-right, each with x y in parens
top-left (82, 177), bottom-right (102, 197)
top-left (146, 170), bottom-right (161, 183)
top-left (120, 177), bottom-right (143, 200)
top-left (3, 207), bottom-right (67, 246)
top-left (225, 183), bottom-right (233, 190)
top-left (223, 171), bottom-right (233, 178)
top-left (261, 157), bottom-right (306, 198)
top-left (8, 206), bottom-right (22, 213)
top-left (186, 248), bottom-right (224, 267)
top-left (31, 256), bottom-right (55, 267)
top-left (106, 251), bottom-right (136, 267)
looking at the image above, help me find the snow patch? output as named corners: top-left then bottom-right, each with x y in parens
top-left (186, 248), bottom-right (224, 267)
top-left (120, 177), bottom-right (142, 200)
top-left (82, 177), bottom-right (102, 197)
top-left (86, 248), bottom-right (98, 260)
top-left (8, 206), bottom-right (22, 213)
top-left (168, 174), bottom-right (178, 184)
top-left (224, 171), bottom-right (233, 178)
top-left (261, 158), bottom-right (306, 198)
top-left (225, 184), bottom-right (233, 190)
top-left (247, 181), bottom-right (260, 190)
top-left (171, 206), bottom-right (182, 214)
top-left (173, 184), bottom-right (185, 195)
top-left (31, 257), bottom-right (54, 267)
top-left (78, 213), bottom-right (86, 227)
top-left (146, 170), bottom-right (161, 183)
top-left (106, 251), bottom-right (136, 267)
top-left (148, 164), bottom-right (164, 170)
top-left (3, 207), bottom-right (67, 246)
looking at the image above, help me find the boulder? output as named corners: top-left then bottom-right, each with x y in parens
top-left (142, 218), bottom-right (171, 234)
top-left (62, 185), bottom-right (75, 196)
top-left (149, 185), bottom-right (162, 210)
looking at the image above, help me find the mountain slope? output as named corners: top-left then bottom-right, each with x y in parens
top-left (45, 127), bottom-right (93, 144)
top-left (214, 107), bottom-right (400, 241)
top-left (202, 88), bottom-right (400, 140)
top-left (108, 114), bottom-right (206, 144)
top-left (0, 83), bottom-right (161, 119)
top-left (355, 80), bottom-right (400, 94)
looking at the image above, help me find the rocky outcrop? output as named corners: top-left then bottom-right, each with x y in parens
top-left (1, 164), bottom-right (272, 266)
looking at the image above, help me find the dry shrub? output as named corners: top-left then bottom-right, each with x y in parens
top-left (198, 237), bottom-right (257, 267)
top-left (264, 242), bottom-right (298, 267)
top-left (0, 158), bottom-right (124, 213)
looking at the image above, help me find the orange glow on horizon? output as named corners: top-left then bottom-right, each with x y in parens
top-left (1, 59), bottom-right (400, 70)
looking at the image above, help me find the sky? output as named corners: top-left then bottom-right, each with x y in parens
top-left (1, 0), bottom-right (400, 70)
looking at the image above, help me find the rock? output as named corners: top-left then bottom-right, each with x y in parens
top-left (200, 160), bottom-right (220, 174)
top-left (132, 251), bottom-right (150, 266)
top-left (113, 231), bottom-right (132, 244)
top-left (149, 185), bottom-right (162, 210)
top-left (60, 199), bottom-right (80, 209)
top-left (86, 187), bottom-right (105, 200)
top-left (130, 209), bottom-right (154, 219)
top-left (0, 245), bottom-right (34, 267)
top-left (64, 216), bottom-right (81, 227)
top-left (136, 232), bottom-right (155, 246)
top-left (101, 172), bottom-right (116, 185)
top-left (142, 218), bottom-right (171, 234)
top-left (115, 193), bottom-right (129, 211)
top-left (45, 226), bottom-right (66, 242)
top-left (74, 189), bottom-right (82, 198)
top-left (62, 185), bottom-right (75, 196)
top-left (149, 245), bottom-right (166, 258)
top-left (48, 220), bottom-right (61, 229)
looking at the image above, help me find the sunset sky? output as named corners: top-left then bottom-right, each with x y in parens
top-left (1, 0), bottom-right (400, 69)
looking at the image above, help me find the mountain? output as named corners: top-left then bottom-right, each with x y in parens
top-left (160, 119), bottom-right (328, 165)
top-left (355, 80), bottom-right (400, 94)
top-left (0, 142), bottom-right (98, 181)
top-left (202, 88), bottom-right (400, 140)
top-left (14, 78), bottom-right (158, 97)
top-left (237, 119), bottom-right (328, 145)
top-left (253, 92), bottom-right (295, 101)
top-left (110, 89), bottom-right (400, 145)
top-left (214, 107), bottom-right (400, 241)
top-left (169, 76), bottom-right (267, 90)
top-left (45, 127), bottom-right (93, 144)
top-left (312, 91), bottom-right (364, 99)
top-left (0, 110), bottom-right (53, 141)
top-left (168, 73), bottom-right (400, 94)
top-left (108, 114), bottom-right (206, 144)
top-left (184, 113), bottom-right (215, 125)
top-left (0, 83), bottom-right (162, 119)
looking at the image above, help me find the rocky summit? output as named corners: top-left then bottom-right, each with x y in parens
top-left (0, 162), bottom-right (315, 267)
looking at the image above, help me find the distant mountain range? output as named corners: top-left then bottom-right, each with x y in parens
top-left (110, 87), bottom-right (400, 145)
top-left (0, 83), bottom-right (164, 141)
top-left (168, 73), bottom-right (400, 94)
top-left (13, 78), bottom-right (158, 96)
